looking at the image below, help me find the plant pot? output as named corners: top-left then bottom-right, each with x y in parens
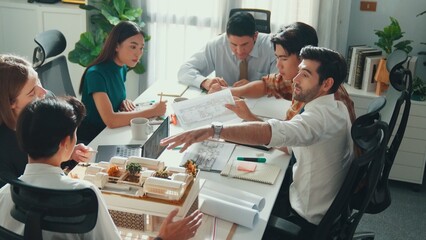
top-left (374, 58), bottom-right (389, 95)
top-left (411, 94), bottom-right (426, 101)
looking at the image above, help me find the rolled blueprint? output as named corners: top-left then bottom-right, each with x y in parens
top-left (202, 184), bottom-right (265, 211)
top-left (199, 193), bottom-right (259, 229)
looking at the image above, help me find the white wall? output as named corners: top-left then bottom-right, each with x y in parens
top-left (346, 0), bottom-right (426, 56)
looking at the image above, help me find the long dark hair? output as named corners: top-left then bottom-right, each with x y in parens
top-left (78, 21), bottom-right (145, 94)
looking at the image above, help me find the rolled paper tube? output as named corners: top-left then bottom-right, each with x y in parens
top-left (201, 188), bottom-right (256, 210)
top-left (199, 193), bottom-right (259, 229)
top-left (203, 185), bottom-right (265, 211)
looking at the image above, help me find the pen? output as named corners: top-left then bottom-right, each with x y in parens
top-left (136, 100), bottom-right (155, 107)
top-left (237, 157), bottom-right (266, 163)
top-left (160, 92), bottom-right (163, 102)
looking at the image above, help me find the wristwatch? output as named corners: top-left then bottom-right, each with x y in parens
top-left (211, 122), bottom-right (223, 140)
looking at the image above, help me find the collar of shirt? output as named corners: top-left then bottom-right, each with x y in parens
top-left (22, 163), bottom-right (65, 177)
top-left (303, 94), bottom-right (337, 113)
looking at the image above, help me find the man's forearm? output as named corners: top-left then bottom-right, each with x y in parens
top-left (230, 80), bottom-right (267, 98)
top-left (220, 122), bottom-right (271, 145)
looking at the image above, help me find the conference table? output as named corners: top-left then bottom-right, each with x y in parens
top-left (87, 80), bottom-right (291, 240)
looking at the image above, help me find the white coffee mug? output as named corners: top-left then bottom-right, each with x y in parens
top-left (130, 117), bottom-right (153, 140)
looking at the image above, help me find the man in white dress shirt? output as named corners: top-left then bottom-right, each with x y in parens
top-left (178, 11), bottom-right (277, 91)
top-left (163, 46), bottom-right (354, 239)
top-left (0, 97), bottom-right (202, 240)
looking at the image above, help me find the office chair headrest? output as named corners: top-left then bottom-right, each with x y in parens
top-left (33, 30), bottom-right (66, 68)
top-left (386, 50), bottom-right (409, 92)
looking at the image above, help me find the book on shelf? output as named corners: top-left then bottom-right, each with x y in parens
top-left (345, 45), bottom-right (366, 84)
top-left (347, 46), bottom-right (372, 86)
top-left (362, 55), bottom-right (383, 93)
top-left (353, 49), bottom-right (382, 89)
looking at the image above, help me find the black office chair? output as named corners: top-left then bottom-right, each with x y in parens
top-left (264, 108), bottom-right (389, 240)
top-left (360, 50), bottom-right (413, 215)
top-left (0, 172), bottom-right (98, 240)
top-left (229, 8), bottom-right (271, 33)
top-left (32, 29), bottom-right (76, 97)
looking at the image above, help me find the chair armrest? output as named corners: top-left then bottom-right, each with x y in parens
top-left (0, 225), bottom-right (23, 240)
top-left (353, 231), bottom-right (375, 240)
top-left (267, 214), bottom-right (302, 237)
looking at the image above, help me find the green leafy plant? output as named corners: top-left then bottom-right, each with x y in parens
top-left (374, 17), bottom-right (413, 55)
top-left (126, 162), bottom-right (142, 176)
top-left (412, 76), bottom-right (426, 101)
top-left (68, 0), bottom-right (150, 74)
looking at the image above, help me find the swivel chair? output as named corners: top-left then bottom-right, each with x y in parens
top-left (32, 29), bottom-right (76, 97)
top-left (229, 8), bottom-right (271, 33)
top-left (0, 172), bottom-right (98, 240)
top-left (264, 108), bottom-right (389, 239)
top-left (361, 50), bottom-right (413, 214)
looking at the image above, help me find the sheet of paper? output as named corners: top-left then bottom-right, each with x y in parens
top-left (245, 96), bottom-right (290, 120)
top-left (180, 141), bottom-right (235, 172)
top-left (172, 89), bottom-right (237, 129)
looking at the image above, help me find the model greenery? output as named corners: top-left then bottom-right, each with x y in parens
top-left (126, 162), bottom-right (142, 176)
top-left (68, 0), bottom-right (150, 74)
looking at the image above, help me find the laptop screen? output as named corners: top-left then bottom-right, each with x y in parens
top-left (94, 117), bottom-right (169, 163)
top-left (143, 116), bottom-right (169, 159)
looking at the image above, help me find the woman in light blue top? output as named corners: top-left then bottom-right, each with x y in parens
top-left (78, 21), bottom-right (167, 143)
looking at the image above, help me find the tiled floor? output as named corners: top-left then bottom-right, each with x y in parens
top-left (357, 173), bottom-right (426, 240)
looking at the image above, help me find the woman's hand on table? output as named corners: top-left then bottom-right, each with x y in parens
top-left (120, 99), bottom-right (136, 111)
top-left (149, 101), bottom-right (167, 117)
top-left (156, 208), bottom-right (203, 240)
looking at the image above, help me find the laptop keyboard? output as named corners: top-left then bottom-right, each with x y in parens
top-left (116, 147), bottom-right (141, 157)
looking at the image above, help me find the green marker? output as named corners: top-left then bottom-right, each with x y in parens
top-left (237, 157), bottom-right (266, 163)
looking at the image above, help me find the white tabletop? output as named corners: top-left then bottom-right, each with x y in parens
top-left (88, 80), bottom-right (291, 240)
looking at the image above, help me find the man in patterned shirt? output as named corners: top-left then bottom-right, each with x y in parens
top-left (209, 22), bottom-right (355, 123)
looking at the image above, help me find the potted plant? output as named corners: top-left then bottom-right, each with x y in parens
top-left (68, 0), bottom-right (150, 74)
top-left (412, 76), bottom-right (426, 101)
top-left (373, 17), bottom-right (413, 95)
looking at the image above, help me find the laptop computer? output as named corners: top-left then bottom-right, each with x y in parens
top-left (94, 117), bottom-right (169, 163)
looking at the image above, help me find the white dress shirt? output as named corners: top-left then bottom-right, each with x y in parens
top-left (0, 163), bottom-right (121, 240)
top-left (267, 94), bottom-right (354, 225)
top-left (178, 32), bottom-right (278, 88)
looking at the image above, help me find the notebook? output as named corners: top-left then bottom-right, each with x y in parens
top-left (220, 161), bottom-right (281, 185)
top-left (94, 117), bottom-right (169, 163)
